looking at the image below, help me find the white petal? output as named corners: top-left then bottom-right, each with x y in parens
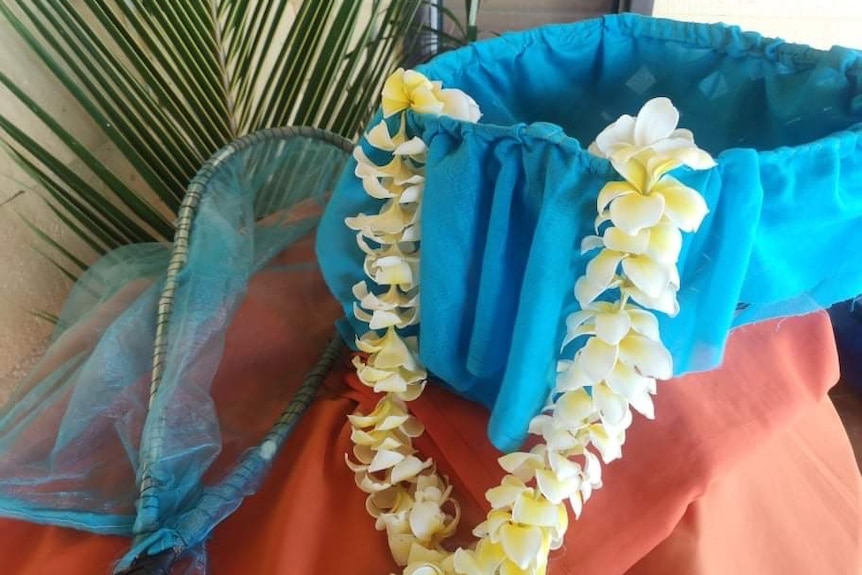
top-left (436, 88), bottom-right (482, 122)
top-left (565, 309), bottom-right (594, 334)
top-left (669, 128), bottom-right (694, 142)
top-left (624, 284), bottom-right (680, 317)
top-left (629, 388), bottom-right (656, 419)
top-left (605, 360), bottom-right (651, 400)
top-left (555, 361), bottom-right (594, 392)
top-left (373, 329), bottom-right (419, 369)
top-left (372, 373), bottom-right (409, 393)
top-left (584, 249), bottom-right (624, 289)
top-left (618, 334), bottom-right (673, 379)
top-left (562, 309), bottom-right (596, 348)
top-left (678, 146), bottom-right (717, 170)
top-left (535, 469), bottom-right (580, 505)
top-left (353, 302), bottom-right (373, 325)
top-left (633, 97), bottom-right (679, 146)
top-left (609, 192), bottom-right (665, 235)
top-left (409, 501), bottom-right (445, 540)
top-left (394, 137), bottom-right (428, 157)
top-left (486, 481), bottom-right (526, 511)
top-left (596, 181), bottom-right (637, 213)
top-left (393, 382), bottom-right (422, 402)
top-left (589, 423), bottom-right (624, 463)
top-left (554, 388), bottom-right (593, 427)
top-left (611, 156), bottom-right (650, 193)
top-left (361, 175), bottom-right (399, 200)
top-left (621, 255), bottom-right (671, 299)
top-left (593, 309), bottom-right (632, 345)
top-left (583, 451), bottom-right (602, 485)
top-left (603, 227), bottom-right (649, 254)
top-left (580, 234), bottom-right (605, 254)
top-left (544, 428), bottom-right (579, 452)
top-left (578, 337), bottom-right (619, 382)
top-left (569, 492), bottom-right (584, 519)
top-left (668, 263), bottom-right (681, 289)
top-left (353, 145), bottom-right (382, 175)
top-left (368, 449), bottom-right (405, 472)
top-left (574, 277), bottom-right (606, 308)
top-left (498, 452), bottom-right (543, 482)
top-left (511, 492), bottom-right (562, 527)
top-left (548, 451), bottom-right (583, 480)
top-left (399, 183), bottom-right (424, 204)
top-left (627, 308), bottom-right (660, 340)
top-left (370, 309), bottom-right (408, 329)
top-left (646, 223), bottom-right (683, 264)
top-left (652, 177), bottom-right (709, 232)
top-left (366, 121), bottom-right (399, 150)
top-left (499, 523), bottom-right (543, 570)
top-left (593, 383), bottom-right (629, 427)
top-left (592, 114), bottom-right (635, 158)
top-left (402, 69), bottom-right (433, 89)
top-left (391, 455), bottom-right (430, 483)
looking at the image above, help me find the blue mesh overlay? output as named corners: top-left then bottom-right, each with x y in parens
top-left (0, 134), bottom-right (348, 573)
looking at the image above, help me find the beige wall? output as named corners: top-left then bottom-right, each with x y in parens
top-left (0, 15), bottom-right (107, 385)
top-left (654, 0), bottom-right (862, 49)
top-left (476, 0), bottom-right (614, 33)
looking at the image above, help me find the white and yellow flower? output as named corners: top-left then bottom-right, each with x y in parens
top-left (589, 97), bottom-right (715, 170)
top-left (348, 73), bottom-right (713, 575)
top-left (382, 68), bottom-right (482, 122)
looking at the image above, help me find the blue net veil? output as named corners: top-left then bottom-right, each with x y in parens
top-left (317, 14), bottom-right (862, 451)
top-left (0, 129), bottom-right (350, 572)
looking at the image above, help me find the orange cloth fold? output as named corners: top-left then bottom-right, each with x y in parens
top-left (0, 260), bottom-right (858, 575)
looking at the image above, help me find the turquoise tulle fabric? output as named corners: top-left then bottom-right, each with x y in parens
top-left (317, 14), bottom-right (862, 451)
top-left (0, 135), bottom-right (347, 572)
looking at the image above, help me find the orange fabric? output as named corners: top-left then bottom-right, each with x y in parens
top-left (0, 276), bottom-right (858, 574)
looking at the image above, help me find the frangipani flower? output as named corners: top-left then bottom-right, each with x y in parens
top-left (393, 540), bottom-right (457, 573)
top-left (366, 117), bottom-right (429, 158)
top-left (410, 474), bottom-right (460, 543)
top-left (473, 514), bottom-right (549, 573)
top-left (453, 539), bottom-right (507, 575)
top-left (402, 561), bottom-right (449, 575)
top-left (351, 348), bottom-right (426, 400)
top-left (348, 396), bottom-right (424, 437)
top-left (382, 68), bottom-right (482, 122)
top-left (354, 146), bottom-right (423, 199)
top-left (563, 301), bottom-right (660, 348)
top-left (347, 199), bottom-right (419, 240)
top-left (353, 146), bottom-right (425, 189)
top-left (346, 71), bottom-right (725, 575)
top-left (436, 87), bottom-right (482, 123)
top-left (357, 327), bottom-right (420, 369)
top-left (347, 70), bottom-right (492, 575)
top-left (353, 282), bottom-right (419, 329)
top-left (588, 97), bottom-right (715, 170)
top-left (383, 69), bottom-right (446, 117)
top-left (358, 243), bottom-right (420, 290)
top-left (595, 175), bottom-right (710, 235)
top-left (573, 245), bottom-right (679, 310)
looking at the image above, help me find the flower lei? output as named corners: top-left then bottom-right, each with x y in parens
top-left (345, 69), bottom-right (715, 575)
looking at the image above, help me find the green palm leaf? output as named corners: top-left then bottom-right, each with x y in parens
top-left (0, 0), bottom-right (465, 275)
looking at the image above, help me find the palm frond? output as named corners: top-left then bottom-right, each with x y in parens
top-left (0, 0), bottom-right (467, 274)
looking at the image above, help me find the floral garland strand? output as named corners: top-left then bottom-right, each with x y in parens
top-left (345, 69), bottom-right (481, 573)
top-left (454, 99), bottom-right (716, 574)
top-left (345, 70), bottom-right (715, 575)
